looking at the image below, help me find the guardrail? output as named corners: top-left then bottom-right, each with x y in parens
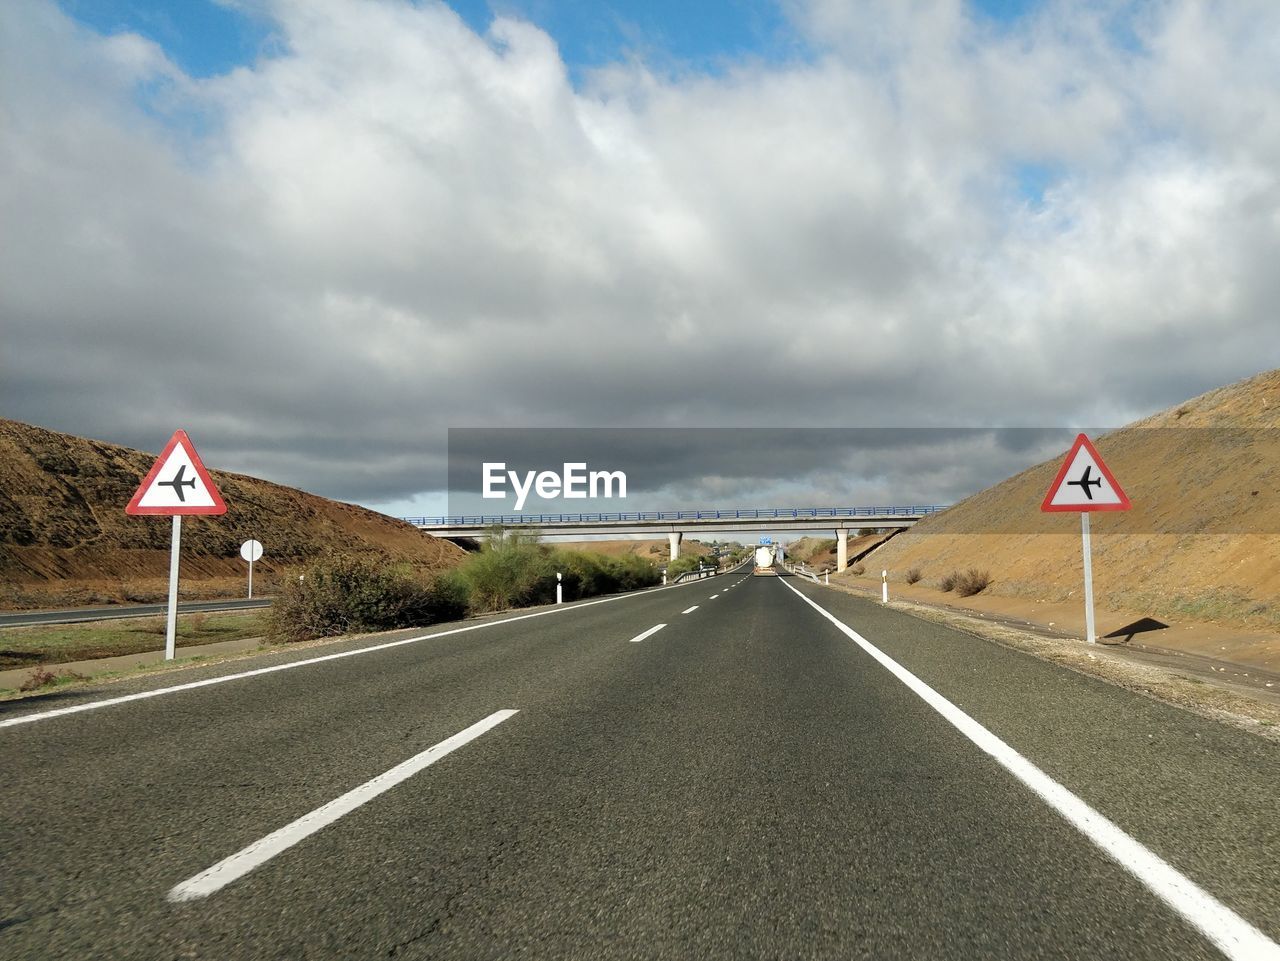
top-left (671, 569), bottom-right (718, 584)
top-left (404, 506), bottom-right (947, 526)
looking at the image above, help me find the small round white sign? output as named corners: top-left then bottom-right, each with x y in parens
top-left (240, 539), bottom-right (264, 563)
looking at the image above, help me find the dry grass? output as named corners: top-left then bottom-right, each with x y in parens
top-left (955, 569), bottom-right (992, 597)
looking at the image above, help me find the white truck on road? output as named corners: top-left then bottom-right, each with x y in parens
top-left (753, 545), bottom-right (776, 575)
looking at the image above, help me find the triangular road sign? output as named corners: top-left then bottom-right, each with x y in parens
top-left (1041, 433), bottom-right (1131, 512)
top-left (126, 430), bottom-right (227, 516)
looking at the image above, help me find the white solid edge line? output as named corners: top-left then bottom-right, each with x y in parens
top-left (2, 575), bottom-right (714, 730)
top-left (168, 709), bottom-right (518, 902)
top-left (628, 624), bottom-right (666, 644)
top-left (777, 578), bottom-right (1280, 961)
top-left (681, 606), bottom-right (699, 614)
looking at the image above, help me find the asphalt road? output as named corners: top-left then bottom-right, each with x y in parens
top-left (0, 597), bottom-right (273, 628)
top-left (2, 567), bottom-right (1278, 960)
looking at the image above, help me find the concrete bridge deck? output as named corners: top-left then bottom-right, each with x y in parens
top-left (405, 507), bottom-right (946, 569)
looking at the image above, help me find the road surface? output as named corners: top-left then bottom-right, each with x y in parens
top-left (2, 569), bottom-right (1278, 959)
top-left (0, 597), bottom-right (272, 628)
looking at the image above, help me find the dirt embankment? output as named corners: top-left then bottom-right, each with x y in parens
top-left (0, 419), bottom-right (465, 608)
top-left (844, 368), bottom-right (1280, 667)
top-left (787, 532), bottom-right (898, 570)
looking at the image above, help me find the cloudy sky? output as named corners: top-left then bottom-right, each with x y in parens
top-left (3, 0), bottom-right (1278, 518)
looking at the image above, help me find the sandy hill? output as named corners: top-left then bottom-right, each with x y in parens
top-left (857, 369), bottom-right (1280, 629)
top-left (0, 419), bottom-right (465, 608)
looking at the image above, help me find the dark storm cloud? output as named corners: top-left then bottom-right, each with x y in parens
top-left (2, 0), bottom-right (1278, 514)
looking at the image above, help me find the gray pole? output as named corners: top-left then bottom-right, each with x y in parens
top-left (165, 514), bottom-right (182, 661)
top-left (1081, 512), bottom-right (1096, 644)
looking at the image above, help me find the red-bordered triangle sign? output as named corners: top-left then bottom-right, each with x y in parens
top-left (126, 430), bottom-right (227, 516)
top-left (1041, 433), bottom-right (1131, 512)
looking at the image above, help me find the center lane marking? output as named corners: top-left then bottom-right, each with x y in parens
top-left (628, 624), bottom-right (666, 643)
top-left (709, 594), bottom-right (719, 599)
top-left (777, 579), bottom-right (1280, 961)
top-left (681, 606), bottom-right (699, 614)
top-left (168, 709), bottom-right (519, 902)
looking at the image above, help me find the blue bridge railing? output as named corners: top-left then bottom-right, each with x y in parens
top-left (403, 506), bottom-right (948, 526)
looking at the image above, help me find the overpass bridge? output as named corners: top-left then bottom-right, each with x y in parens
top-left (405, 506), bottom-right (946, 571)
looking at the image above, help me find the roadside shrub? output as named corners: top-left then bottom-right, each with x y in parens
top-left (598, 552), bottom-right (662, 592)
top-left (20, 668), bottom-right (86, 692)
top-left (849, 563), bottom-right (865, 576)
top-left (267, 553), bottom-right (468, 643)
top-left (546, 550), bottom-right (661, 600)
top-left (458, 539), bottom-right (554, 612)
top-left (956, 569), bottom-right (991, 597)
top-left (19, 667), bottom-right (58, 691)
top-left (665, 553), bottom-right (706, 579)
top-left (938, 571), bottom-right (960, 592)
top-left (905, 568), bottom-right (923, 585)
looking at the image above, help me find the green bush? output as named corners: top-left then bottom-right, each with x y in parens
top-left (456, 538), bottom-right (663, 613)
top-left (458, 539), bottom-right (554, 612)
top-left (268, 553), bottom-right (470, 643)
top-left (269, 536), bottom-right (666, 639)
top-left (664, 553), bottom-right (706, 578)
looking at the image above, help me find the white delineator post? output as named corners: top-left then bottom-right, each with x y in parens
top-left (165, 515), bottom-right (182, 661)
top-left (1081, 513), bottom-right (1096, 643)
top-left (882, 569), bottom-right (889, 604)
top-left (556, 571), bottom-right (563, 605)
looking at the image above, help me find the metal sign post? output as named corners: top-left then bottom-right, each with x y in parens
top-left (240, 539), bottom-right (264, 599)
top-left (165, 515), bottom-right (182, 660)
top-left (1080, 514), bottom-right (1096, 643)
top-left (1042, 433), bottom-right (1131, 645)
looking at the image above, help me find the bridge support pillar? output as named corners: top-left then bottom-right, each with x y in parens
top-left (668, 531), bottom-right (682, 561)
top-left (835, 528), bottom-right (848, 573)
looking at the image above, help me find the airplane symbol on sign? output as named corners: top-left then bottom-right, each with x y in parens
top-left (1067, 465), bottom-right (1103, 500)
top-left (159, 465), bottom-right (198, 502)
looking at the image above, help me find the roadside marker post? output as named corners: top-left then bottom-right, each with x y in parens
top-left (1041, 433), bottom-right (1131, 644)
top-left (556, 571), bottom-right (563, 605)
top-left (882, 570), bottom-right (889, 604)
top-left (126, 430), bottom-right (227, 660)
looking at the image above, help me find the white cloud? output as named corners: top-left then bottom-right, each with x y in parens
top-left (1, 0), bottom-right (1277, 506)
